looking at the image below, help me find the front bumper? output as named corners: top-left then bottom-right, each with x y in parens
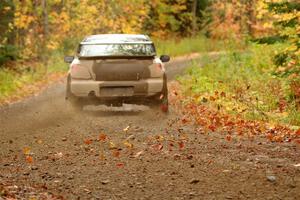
top-left (70, 78), bottom-right (164, 98)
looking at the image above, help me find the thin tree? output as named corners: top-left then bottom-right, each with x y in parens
top-left (41, 0), bottom-right (49, 71)
top-left (192, 0), bottom-right (198, 36)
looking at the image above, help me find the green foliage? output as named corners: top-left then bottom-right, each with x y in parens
top-left (268, 1), bottom-right (300, 14)
top-left (251, 35), bottom-right (287, 44)
top-left (179, 43), bottom-right (300, 126)
top-left (0, 0), bottom-right (16, 66)
top-left (0, 67), bottom-right (40, 101)
top-left (155, 35), bottom-right (235, 56)
top-left (0, 44), bottom-right (18, 66)
top-left (47, 51), bottom-right (69, 73)
top-left (0, 69), bottom-right (19, 98)
top-left (267, 1), bottom-right (300, 73)
top-left (144, 0), bottom-right (191, 37)
top-left (0, 52), bottom-right (68, 102)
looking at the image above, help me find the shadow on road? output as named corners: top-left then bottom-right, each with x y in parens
top-left (82, 104), bottom-right (151, 117)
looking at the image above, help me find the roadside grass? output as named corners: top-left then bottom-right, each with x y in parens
top-left (0, 53), bottom-right (67, 104)
top-left (154, 35), bottom-right (246, 57)
top-left (178, 43), bottom-right (300, 127)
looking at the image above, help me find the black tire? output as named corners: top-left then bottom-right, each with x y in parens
top-left (160, 79), bottom-right (169, 113)
top-left (151, 75), bottom-right (169, 113)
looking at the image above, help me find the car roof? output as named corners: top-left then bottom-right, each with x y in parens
top-left (81, 34), bottom-right (153, 45)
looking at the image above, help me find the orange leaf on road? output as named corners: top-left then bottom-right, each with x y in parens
top-left (226, 135), bottom-right (232, 142)
top-left (23, 147), bottom-right (31, 155)
top-left (123, 141), bottom-right (133, 149)
top-left (26, 155), bottom-right (33, 163)
top-left (116, 163), bottom-right (124, 168)
top-left (160, 104), bottom-right (168, 112)
top-left (84, 139), bottom-right (92, 145)
top-left (178, 141), bottom-right (185, 150)
top-left (99, 133), bottom-right (107, 141)
top-left (267, 133), bottom-right (273, 141)
top-left (112, 150), bottom-right (120, 157)
top-left (181, 118), bottom-right (189, 124)
top-left (296, 129), bottom-right (300, 136)
top-left (208, 124), bottom-right (216, 132)
top-left (220, 91), bottom-right (226, 97)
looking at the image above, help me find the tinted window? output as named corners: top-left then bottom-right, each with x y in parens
top-left (79, 44), bottom-right (156, 57)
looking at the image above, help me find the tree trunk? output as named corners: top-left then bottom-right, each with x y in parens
top-left (41, 0), bottom-right (48, 71)
top-left (192, 0), bottom-right (197, 36)
top-left (246, 0), bottom-right (255, 37)
top-left (42, 0), bottom-right (49, 37)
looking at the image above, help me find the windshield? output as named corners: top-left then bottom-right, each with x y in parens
top-left (78, 44), bottom-right (156, 57)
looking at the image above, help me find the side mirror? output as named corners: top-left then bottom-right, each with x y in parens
top-left (160, 55), bottom-right (170, 63)
top-left (64, 56), bottom-right (74, 63)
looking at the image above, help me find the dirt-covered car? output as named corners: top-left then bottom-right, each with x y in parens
top-left (64, 34), bottom-right (170, 111)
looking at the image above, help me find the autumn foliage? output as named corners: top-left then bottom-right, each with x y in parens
top-left (169, 82), bottom-right (300, 144)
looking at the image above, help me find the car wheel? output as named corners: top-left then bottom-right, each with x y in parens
top-left (151, 76), bottom-right (168, 113)
top-left (160, 81), bottom-right (169, 113)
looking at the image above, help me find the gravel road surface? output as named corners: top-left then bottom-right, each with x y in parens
top-left (0, 56), bottom-right (299, 200)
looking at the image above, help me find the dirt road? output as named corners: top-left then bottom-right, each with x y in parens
top-left (0, 56), bottom-right (299, 200)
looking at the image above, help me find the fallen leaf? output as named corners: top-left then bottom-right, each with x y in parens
top-left (84, 139), bottom-right (92, 145)
top-left (112, 150), bottom-right (120, 157)
top-left (220, 91), bottom-right (226, 97)
top-left (26, 155), bottom-right (33, 163)
top-left (266, 133), bottom-right (273, 141)
top-left (116, 163), bottom-right (124, 168)
top-left (23, 147), bottom-right (31, 155)
top-left (206, 161), bottom-right (213, 166)
top-left (296, 129), bottom-right (300, 136)
top-left (123, 140), bottom-right (133, 149)
top-left (155, 135), bottom-right (164, 141)
top-left (99, 133), bottom-right (107, 141)
top-left (178, 141), bottom-right (185, 150)
top-left (295, 139), bottom-right (300, 145)
top-left (181, 118), bottom-right (189, 124)
top-left (160, 104), bottom-right (168, 112)
top-left (109, 141), bottom-right (117, 149)
top-left (99, 153), bottom-right (105, 160)
top-left (226, 135), bottom-right (232, 142)
top-left (208, 124), bottom-right (216, 132)
top-left (209, 96), bottom-right (216, 101)
top-left (168, 142), bottom-right (174, 151)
